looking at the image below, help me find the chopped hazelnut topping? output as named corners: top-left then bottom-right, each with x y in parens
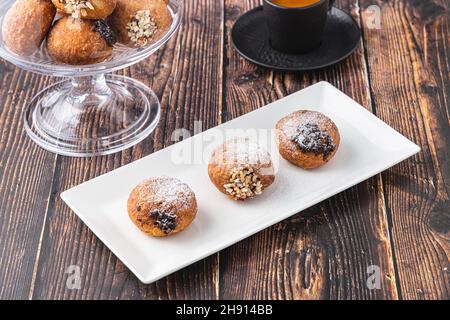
top-left (60, 0), bottom-right (95, 19)
top-left (223, 166), bottom-right (264, 200)
top-left (126, 10), bottom-right (158, 47)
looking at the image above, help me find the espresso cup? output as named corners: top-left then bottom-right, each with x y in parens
top-left (263, 0), bottom-right (335, 54)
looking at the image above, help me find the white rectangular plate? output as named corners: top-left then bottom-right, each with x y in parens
top-left (61, 82), bottom-right (420, 284)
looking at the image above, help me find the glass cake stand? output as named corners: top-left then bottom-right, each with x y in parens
top-left (0, 0), bottom-right (182, 157)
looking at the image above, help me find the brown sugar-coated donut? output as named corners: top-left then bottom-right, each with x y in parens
top-left (276, 110), bottom-right (340, 169)
top-left (208, 138), bottom-right (275, 201)
top-left (2, 0), bottom-right (56, 56)
top-left (108, 0), bottom-right (172, 47)
top-left (127, 177), bottom-right (197, 237)
top-left (47, 16), bottom-right (116, 65)
top-left (51, 0), bottom-right (117, 19)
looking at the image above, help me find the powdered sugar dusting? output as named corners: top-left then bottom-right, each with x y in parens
top-left (219, 138), bottom-right (272, 166)
top-left (138, 177), bottom-right (194, 212)
top-left (282, 111), bottom-right (330, 137)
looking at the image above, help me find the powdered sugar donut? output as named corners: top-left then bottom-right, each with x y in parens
top-left (208, 138), bottom-right (275, 201)
top-left (276, 110), bottom-right (340, 169)
top-left (127, 177), bottom-right (197, 237)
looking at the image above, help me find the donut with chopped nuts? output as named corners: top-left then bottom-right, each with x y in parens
top-left (108, 0), bottom-right (172, 47)
top-left (47, 16), bottom-right (116, 65)
top-left (2, 0), bottom-right (56, 56)
top-left (208, 138), bottom-right (275, 201)
top-left (276, 110), bottom-right (340, 169)
top-left (127, 177), bottom-right (197, 237)
top-left (51, 0), bottom-right (117, 19)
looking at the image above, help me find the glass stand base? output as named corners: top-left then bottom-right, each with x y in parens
top-left (24, 74), bottom-right (160, 157)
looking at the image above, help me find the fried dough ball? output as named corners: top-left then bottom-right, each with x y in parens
top-left (128, 177), bottom-right (197, 237)
top-left (208, 138), bottom-right (275, 201)
top-left (276, 110), bottom-right (340, 169)
top-left (47, 17), bottom-right (116, 65)
top-left (2, 0), bottom-right (56, 56)
top-left (51, 0), bottom-right (117, 19)
top-left (109, 0), bottom-right (172, 47)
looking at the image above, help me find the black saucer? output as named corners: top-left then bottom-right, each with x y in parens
top-left (231, 6), bottom-right (361, 71)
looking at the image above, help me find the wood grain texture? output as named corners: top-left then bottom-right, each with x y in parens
top-left (29, 0), bottom-right (224, 299)
top-left (0, 62), bottom-right (58, 299)
top-left (219, 0), bottom-right (398, 299)
top-left (360, 0), bottom-right (450, 299)
top-left (0, 0), bottom-right (448, 300)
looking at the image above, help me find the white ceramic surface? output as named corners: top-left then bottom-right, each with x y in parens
top-left (61, 82), bottom-right (420, 283)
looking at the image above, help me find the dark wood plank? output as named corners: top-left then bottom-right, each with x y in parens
top-left (360, 0), bottom-right (449, 299)
top-left (0, 62), bottom-right (58, 299)
top-left (30, 0), bottom-right (224, 299)
top-left (219, 0), bottom-right (399, 299)
top-left (0, 0), bottom-right (447, 300)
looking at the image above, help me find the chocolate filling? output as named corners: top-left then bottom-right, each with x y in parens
top-left (149, 210), bottom-right (177, 234)
top-left (291, 123), bottom-right (335, 159)
top-left (92, 20), bottom-right (117, 46)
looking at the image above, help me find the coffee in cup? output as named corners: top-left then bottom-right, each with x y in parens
top-left (270, 0), bottom-right (321, 8)
top-left (263, 0), bottom-right (335, 53)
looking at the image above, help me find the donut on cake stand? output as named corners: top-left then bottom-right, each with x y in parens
top-left (0, 0), bottom-right (182, 157)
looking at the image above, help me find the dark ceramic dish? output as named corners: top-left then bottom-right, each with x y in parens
top-left (231, 6), bottom-right (361, 71)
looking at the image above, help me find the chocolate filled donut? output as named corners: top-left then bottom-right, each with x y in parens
top-left (47, 16), bottom-right (117, 65)
top-left (276, 110), bottom-right (340, 169)
top-left (127, 177), bottom-right (197, 237)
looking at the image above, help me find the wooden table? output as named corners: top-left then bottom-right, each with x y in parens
top-left (0, 0), bottom-right (448, 300)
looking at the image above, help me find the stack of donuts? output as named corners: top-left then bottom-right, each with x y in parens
top-left (2, 0), bottom-right (173, 65)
